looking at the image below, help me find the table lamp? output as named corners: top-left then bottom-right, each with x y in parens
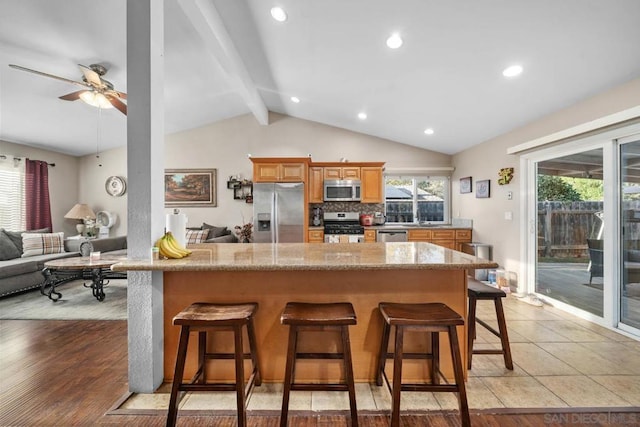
top-left (64, 203), bottom-right (96, 235)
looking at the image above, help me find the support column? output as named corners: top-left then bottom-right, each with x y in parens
top-left (126, 0), bottom-right (165, 392)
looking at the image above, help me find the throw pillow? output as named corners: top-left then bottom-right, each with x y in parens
top-left (186, 229), bottom-right (209, 244)
top-left (5, 227), bottom-right (51, 254)
top-left (0, 229), bottom-right (22, 260)
top-left (21, 232), bottom-right (65, 258)
top-left (202, 223), bottom-right (228, 238)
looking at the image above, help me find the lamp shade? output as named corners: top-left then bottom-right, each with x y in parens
top-left (64, 203), bottom-right (96, 220)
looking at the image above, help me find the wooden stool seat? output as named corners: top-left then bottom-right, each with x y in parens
top-left (379, 302), bottom-right (465, 327)
top-left (376, 302), bottom-right (469, 427)
top-left (280, 302), bottom-right (358, 427)
top-left (281, 301), bottom-right (357, 325)
top-left (173, 302), bottom-right (258, 325)
top-left (166, 302), bottom-right (261, 427)
top-left (467, 279), bottom-right (513, 370)
top-left (468, 279), bottom-right (507, 298)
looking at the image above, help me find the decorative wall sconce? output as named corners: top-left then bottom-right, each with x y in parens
top-left (498, 167), bottom-right (514, 185)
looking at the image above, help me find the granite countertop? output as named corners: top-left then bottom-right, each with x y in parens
top-left (309, 225), bottom-right (471, 230)
top-left (112, 242), bottom-right (497, 272)
top-left (367, 225), bottom-right (471, 230)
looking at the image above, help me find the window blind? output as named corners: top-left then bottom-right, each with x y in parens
top-left (0, 157), bottom-right (26, 231)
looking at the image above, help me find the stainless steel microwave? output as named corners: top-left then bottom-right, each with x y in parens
top-left (323, 179), bottom-right (361, 202)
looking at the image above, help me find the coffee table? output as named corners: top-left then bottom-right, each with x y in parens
top-left (41, 255), bottom-right (126, 302)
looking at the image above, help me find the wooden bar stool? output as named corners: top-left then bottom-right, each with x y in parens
top-left (467, 279), bottom-right (513, 370)
top-left (280, 302), bottom-right (358, 427)
top-left (166, 302), bottom-right (261, 427)
top-left (376, 302), bottom-right (469, 427)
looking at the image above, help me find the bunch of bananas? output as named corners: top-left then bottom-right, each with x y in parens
top-left (155, 231), bottom-right (192, 259)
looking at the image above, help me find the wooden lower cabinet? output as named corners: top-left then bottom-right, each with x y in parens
top-left (408, 228), bottom-right (472, 250)
top-left (455, 229), bottom-right (472, 251)
top-left (364, 229), bottom-right (376, 243)
top-left (407, 229), bottom-right (432, 241)
top-left (308, 229), bottom-right (324, 243)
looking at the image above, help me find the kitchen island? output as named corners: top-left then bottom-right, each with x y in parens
top-left (112, 242), bottom-right (497, 384)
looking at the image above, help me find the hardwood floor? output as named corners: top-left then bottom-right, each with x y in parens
top-left (0, 319), bottom-right (637, 426)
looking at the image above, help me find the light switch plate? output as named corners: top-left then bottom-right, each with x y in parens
top-left (505, 211), bottom-right (513, 220)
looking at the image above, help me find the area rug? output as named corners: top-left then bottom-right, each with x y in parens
top-left (0, 279), bottom-right (127, 320)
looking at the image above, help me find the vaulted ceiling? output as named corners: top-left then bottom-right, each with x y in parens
top-left (1, 0), bottom-right (639, 157)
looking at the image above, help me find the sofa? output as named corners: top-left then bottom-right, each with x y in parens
top-left (0, 229), bottom-right (127, 297)
top-left (187, 222), bottom-right (238, 244)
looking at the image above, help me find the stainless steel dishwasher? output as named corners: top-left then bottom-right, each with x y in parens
top-left (377, 230), bottom-right (408, 242)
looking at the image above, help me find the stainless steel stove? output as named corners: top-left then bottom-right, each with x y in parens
top-left (323, 212), bottom-right (365, 243)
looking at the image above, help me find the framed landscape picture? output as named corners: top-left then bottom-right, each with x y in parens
top-left (460, 176), bottom-right (472, 194)
top-left (476, 179), bottom-right (490, 198)
top-left (165, 169), bottom-right (217, 207)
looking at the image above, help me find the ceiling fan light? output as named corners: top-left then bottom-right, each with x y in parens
top-left (96, 93), bottom-right (113, 109)
top-left (80, 91), bottom-right (113, 109)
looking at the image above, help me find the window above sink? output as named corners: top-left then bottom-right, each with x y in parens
top-left (383, 175), bottom-right (450, 226)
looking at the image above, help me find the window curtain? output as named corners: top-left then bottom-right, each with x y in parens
top-left (25, 159), bottom-right (52, 230)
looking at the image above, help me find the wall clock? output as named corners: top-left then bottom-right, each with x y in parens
top-left (105, 176), bottom-right (127, 197)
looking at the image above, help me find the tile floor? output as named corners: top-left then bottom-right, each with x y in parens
top-left (119, 294), bottom-right (640, 413)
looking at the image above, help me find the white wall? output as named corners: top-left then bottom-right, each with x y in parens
top-left (164, 112), bottom-right (451, 229)
top-left (452, 76), bottom-right (640, 286)
top-left (0, 139), bottom-right (79, 236)
top-left (78, 148), bottom-right (128, 237)
top-left (75, 112), bottom-right (451, 236)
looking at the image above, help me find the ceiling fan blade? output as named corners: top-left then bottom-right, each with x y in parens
top-left (9, 64), bottom-right (91, 89)
top-left (59, 90), bottom-right (87, 101)
top-left (106, 94), bottom-right (127, 115)
top-left (79, 64), bottom-right (103, 87)
top-left (106, 89), bottom-right (127, 100)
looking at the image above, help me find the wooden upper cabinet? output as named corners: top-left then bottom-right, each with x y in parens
top-left (309, 167), bottom-right (324, 203)
top-left (323, 166), bottom-right (361, 180)
top-left (360, 166), bottom-right (383, 203)
top-left (280, 163), bottom-right (306, 181)
top-left (251, 158), bottom-right (309, 183)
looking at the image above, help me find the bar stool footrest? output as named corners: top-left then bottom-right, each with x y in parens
top-left (205, 352), bottom-right (256, 360)
top-left (291, 383), bottom-right (351, 392)
top-left (295, 352), bottom-right (345, 359)
top-left (473, 349), bottom-right (505, 355)
top-left (401, 384), bottom-right (460, 392)
top-left (384, 352), bottom-right (435, 360)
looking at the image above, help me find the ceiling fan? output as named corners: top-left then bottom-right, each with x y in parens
top-left (8, 63), bottom-right (127, 115)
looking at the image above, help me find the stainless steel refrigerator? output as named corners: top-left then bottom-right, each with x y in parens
top-left (253, 182), bottom-right (305, 243)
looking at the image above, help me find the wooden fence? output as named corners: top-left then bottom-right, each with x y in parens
top-left (537, 201), bottom-right (640, 259)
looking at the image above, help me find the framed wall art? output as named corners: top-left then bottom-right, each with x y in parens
top-left (460, 176), bottom-right (472, 194)
top-left (164, 169), bottom-right (217, 207)
top-left (476, 179), bottom-right (490, 198)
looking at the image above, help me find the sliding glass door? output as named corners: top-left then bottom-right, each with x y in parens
top-left (535, 148), bottom-right (605, 317)
top-left (524, 125), bottom-right (640, 336)
top-left (619, 135), bottom-right (640, 331)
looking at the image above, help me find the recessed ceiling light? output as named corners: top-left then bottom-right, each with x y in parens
top-left (270, 7), bottom-right (287, 22)
top-left (424, 128), bottom-right (434, 135)
top-left (386, 33), bottom-right (403, 49)
top-left (502, 65), bottom-right (523, 77)
top-left (290, 96), bottom-right (300, 103)
top-left (358, 112), bottom-right (367, 120)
